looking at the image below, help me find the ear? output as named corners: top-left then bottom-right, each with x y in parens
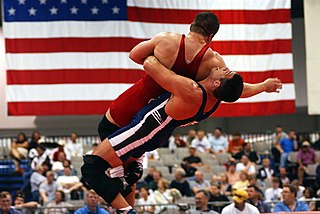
top-left (213, 80), bottom-right (221, 88)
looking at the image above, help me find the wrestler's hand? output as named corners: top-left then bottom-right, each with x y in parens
top-left (263, 78), bottom-right (282, 93)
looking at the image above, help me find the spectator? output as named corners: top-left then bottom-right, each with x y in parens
top-left (248, 176), bottom-right (264, 198)
top-left (257, 158), bottom-right (275, 182)
top-left (279, 167), bottom-right (291, 187)
top-left (185, 129), bottom-right (196, 146)
top-left (221, 189), bottom-right (260, 214)
top-left (28, 131), bottom-right (43, 151)
top-left (187, 190), bottom-right (218, 214)
top-left (264, 177), bottom-right (282, 203)
top-left (182, 147), bottom-right (203, 168)
top-left (228, 132), bottom-right (245, 155)
top-left (65, 132), bottom-right (83, 158)
top-left (291, 180), bottom-right (305, 199)
top-left (169, 133), bottom-right (187, 152)
top-left (170, 168), bottom-right (192, 197)
top-left (191, 130), bottom-right (210, 153)
top-left (52, 152), bottom-right (68, 172)
top-left (56, 159), bottom-right (77, 177)
top-left (219, 172), bottom-right (232, 196)
top-left (39, 171), bottom-right (62, 204)
top-left (189, 171), bottom-right (211, 195)
top-left (208, 127), bottom-right (228, 155)
top-left (277, 130), bottom-right (298, 168)
top-left (30, 166), bottom-right (46, 202)
top-left (273, 184), bottom-right (309, 212)
top-left (0, 191), bottom-right (21, 214)
top-left (153, 179), bottom-right (181, 204)
top-left (247, 185), bottom-right (271, 213)
top-left (148, 170), bottom-right (162, 191)
top-left (13, 191), bottom-right (38, 214)
top-left (208, 183), bottom-right (229, 212)
top-left (299, 187), bottom-right (316, 211)
top-left (233, 171), bottom-right (250, 191)
top-left (143, 166), bottom-right (156, 184)
top-left (52, 140), bottom-right (71, 162)
top-left (136, 186), bottom-right (156, 214)
top-left (271, 125), bottom-right (288, 165)
top-left (30, 144), bottom-right (51, 170)
top-left (234, 143), bottom-right (259, 163)
top-left (11, 132), bottom-right (29, 173)
top-left (56, 166), bottom-right (83, 200)
top-left (226, 162), bottom-right (240, 186)
top-left (85, 142), bottom-right (98, 155)
top-left (297, 141), bottom-right (318, 185)
top-left (236, 155), bottom-right (256, 175)
top-left (75, 189), bottom-right (109, 214)
top-left (44, 190), bottom-right (73, 214)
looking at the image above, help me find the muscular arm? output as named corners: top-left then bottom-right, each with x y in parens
top-left (241, 78), bottom-right (282, 98)
top-left (143, 56), bottom-right (197, 99)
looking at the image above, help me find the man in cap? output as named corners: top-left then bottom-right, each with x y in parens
top-left (221, 189), bottom-right (260, 214)
top-left (297, 140), bottom-right (318, 185)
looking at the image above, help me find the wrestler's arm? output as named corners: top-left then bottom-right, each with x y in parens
top-left (241, 79), bottom-right (282, 98)
top-left (129, 33), bottom-right (164, 65)
top-left (143, 56), bottom-right (197, 99)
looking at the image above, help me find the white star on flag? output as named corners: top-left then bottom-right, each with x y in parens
top-left (39, 0), bottom-right (47, 4)
top-left (91, 7), bottom-right (99, 15)
top-left (29, 7), bottom-right (37, 16)
top-left (81, 0), bottom-right (87, 4)
top-left (18, 0), bottom-right (26, 5)
top-left (8, 7), bottom-right (16, 16)
top-left (102, 0), bottom-right (108, 4)
top-left (49, 7), bottom-right (58, 15)
top-left (61, 0), bottom-right (67, 4)
top-left (70, 6), bottom-right (79, 14)
top-left (112, 6), bottom-right (120, 14)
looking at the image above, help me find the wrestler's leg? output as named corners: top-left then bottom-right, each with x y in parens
top-left (124, 184), bottom-right (136, 208)
top-left (98, 114), bottom-right (120, 141)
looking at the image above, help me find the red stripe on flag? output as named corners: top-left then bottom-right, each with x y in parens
top-left (5, 38), bottom-right (291, 55)
top-left (5, 38), bottom-right (145, 53)
top-left (6, 69), bottom-right (293, 85)
top-left (128, 8), bottom-right (290, 24)
top-left (211, 40), bottom-right (292, 55)
top-left (8, 100), bottom-right (296, 116)
top-left (213, 100), bottom-right (296, 117)
top-left (238, 70), bottom-right (293, 84)
top-left (6, 69), bottom-right (144, 84)
top-left (8, 101), bottom-right (112, 115)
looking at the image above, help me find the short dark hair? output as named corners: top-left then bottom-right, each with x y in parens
top-left (56, 190), bottom-right (65, 201)
top-left (247, 185), bottom-right (260, 192)
top-left (196, 189), bottom-right (210, 198)
top-left (190, 12), bottom-right (220, 36)
top-left (283, 184), bottom-right (297, 197)
top-left (213, 73), bottom-right (243, 102)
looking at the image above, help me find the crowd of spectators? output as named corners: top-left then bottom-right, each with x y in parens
top-left (1, 126), bottom-right (320, 213)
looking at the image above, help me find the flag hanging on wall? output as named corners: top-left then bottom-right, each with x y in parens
top-left (3, 0), bottom-right (295, 116)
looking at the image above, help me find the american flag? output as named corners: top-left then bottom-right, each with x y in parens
top-left (3, 0), bottom-right (295, 116)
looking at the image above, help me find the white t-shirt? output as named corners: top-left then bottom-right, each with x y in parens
top-left (264, 187), bottom-right (282, 202)
top-left (235, 163), bottom-right (256, 174)
top-left (191, 137), bottom-right (210, 153)
top-left (221, 203), bottom-right (260, 214)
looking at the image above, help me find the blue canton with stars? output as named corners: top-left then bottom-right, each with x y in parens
top-left (3, 0), bottom-right (127, 22)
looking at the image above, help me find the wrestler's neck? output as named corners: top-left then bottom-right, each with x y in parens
top-left (187, 32), bottom-right (210, 44)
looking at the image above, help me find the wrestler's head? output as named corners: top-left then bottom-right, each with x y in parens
top-left (190, 12), bottom-right (220, 38)
top-left (210, 68), bottom-right (243, 102)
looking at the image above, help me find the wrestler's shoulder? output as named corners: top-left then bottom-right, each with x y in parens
top-left (153, 32), bottom-right (181, 41)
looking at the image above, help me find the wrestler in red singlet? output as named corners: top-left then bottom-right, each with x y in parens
top-left (109, 35), bottom-right (210, 127)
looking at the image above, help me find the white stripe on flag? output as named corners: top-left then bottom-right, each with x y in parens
top-left (6, 84), bottom-right (132, 102)
top-left (127, 0), bottom-right (290, 10)
top-left (6, 53), bottom-right (293, 71)
top-left (3, 22), bottom-right (292, 41)
top-left (6, 83), bottom-right (294, 102)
